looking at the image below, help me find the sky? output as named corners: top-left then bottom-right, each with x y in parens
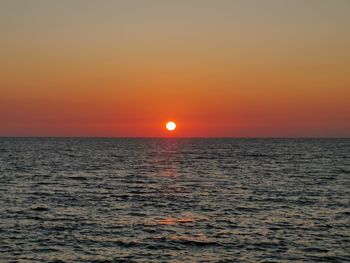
top-left (0, 0), bottom-right (349, 137)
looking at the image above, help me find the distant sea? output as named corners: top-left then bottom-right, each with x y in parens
top-left (0, 138), bottom-right (349, 262)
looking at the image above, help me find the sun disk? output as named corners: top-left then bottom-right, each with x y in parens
top-left (166, 121), bottom-right (176, 131)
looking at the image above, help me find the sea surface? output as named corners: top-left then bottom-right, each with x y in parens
top-left (0, 138), bottom-right (349, 262)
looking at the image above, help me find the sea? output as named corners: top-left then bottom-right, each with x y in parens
top-left (0, 138), bottom-right (349, 262)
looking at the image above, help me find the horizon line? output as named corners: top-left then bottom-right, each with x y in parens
top-left (0, 136), bottom-right (349, 139)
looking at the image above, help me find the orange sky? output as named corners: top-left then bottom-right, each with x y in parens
top-left (0, 0), bottom-right (349, 137)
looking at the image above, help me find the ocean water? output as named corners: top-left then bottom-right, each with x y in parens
top-left (0, 138), bottom-right (349, 262)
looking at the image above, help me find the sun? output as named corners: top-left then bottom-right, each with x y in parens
top-left (166, 121), bottom-right (176, 131)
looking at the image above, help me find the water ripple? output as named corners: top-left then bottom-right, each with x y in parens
top-left (0, 138), bottom-right (349, 262)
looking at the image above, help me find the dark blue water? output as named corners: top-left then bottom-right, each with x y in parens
top-left (0, 138), bottom-right (349, 262)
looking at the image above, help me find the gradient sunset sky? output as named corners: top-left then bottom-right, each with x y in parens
top-left (1, 0), bottom-right (349, 137)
